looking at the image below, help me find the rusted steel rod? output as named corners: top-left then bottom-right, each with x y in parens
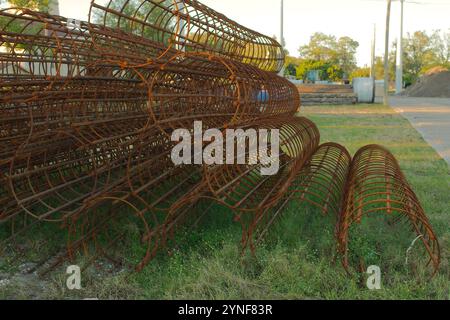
top-left (252, 143), bottom-right (351, 248)
top-left (0, 6), bottom-right (440, 278)
top-left (337, 145), bottom-right (440, 276)
top-left (89, 0), bottom-right (285, 72)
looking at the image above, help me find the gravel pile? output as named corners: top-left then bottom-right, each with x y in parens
top-left (403, 68), bottom-right (450, 98)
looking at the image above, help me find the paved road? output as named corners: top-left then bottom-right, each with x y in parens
top-left (389, 96), bottom-right (450, 166)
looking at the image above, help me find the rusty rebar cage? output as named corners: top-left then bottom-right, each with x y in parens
top-left (0, 4), bottom-right (441, 277)
top-left (337, 145), bottom-right (441, 276)
top-left (89, 0), bottom-right (285, 72)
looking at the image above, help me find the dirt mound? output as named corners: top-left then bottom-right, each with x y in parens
top-left (403, 70), bottom-right (450, 98)
top-left (424, 66), bottom-right (449, 76)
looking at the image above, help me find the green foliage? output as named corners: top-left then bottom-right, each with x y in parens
top-left (284, 63), bottom-right (297, 77)
top-left (325, 64), bottom-right (344, 82)
top-left (299, 33), bottom-right (338, 61)
top-left (368, 30), bottom-right (450, 85)
top-left (349, 67), bottom-right (370, 81)
top-left (299, 32), bottom-right (359, 77)
top-left (5, 0), bottom-right (49, 11)
top-left (403, 31), bottom-right (435, 82)
top-left (0, 0), bottom-right (50, 49)
top-left (372, 55), bottom-right (395, 81)
top-left (400, 30), bottom-right (450, 84)
top-left (283, 56), bottom-right (304, 77)
top-left (430, 30), bottom-right (450, 66)
top-left (295, 30), bottom-right (449, 86)
top-left (403, 73), bottom-right (415, 88)
top-left (335, 36), bottom-right (359, 77)
top-left (0, 12), bottom-right (43, 50)
top-left (90, 0), bottom-right (174, 45)
top-left (296, 60), bottom-right (344, 82)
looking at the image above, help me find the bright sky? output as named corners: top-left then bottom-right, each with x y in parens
top-left (53, 0), bottom-right (450, 66)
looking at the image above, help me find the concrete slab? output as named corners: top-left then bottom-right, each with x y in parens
top-left (389, 96), bottom-right (450, 166)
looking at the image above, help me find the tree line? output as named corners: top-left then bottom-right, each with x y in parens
top-left (0, 0), bottom-right (50, 11)
top-left (284, 31), bottom-right (450, 86)
top-left (2, 1), bottom-right (449, 87)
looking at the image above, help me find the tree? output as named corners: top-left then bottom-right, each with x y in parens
top-left (296, 60), bottom-right (343, 82)
top-left (335, 36), bottom-right (359, 76)
top-left (0, 0), bottom-right (50, 44)
top-left (299, 33), bottom-right (338, 61)
top-left (284, 63), bottom-right (297, 77)
top-left (350, 67), bottom-right (370, 81)
top-left (3, 0), bottom-right (50, 11)
top-left (0, 0), bottom-right (51, 31)
top-left (430, 30), bottom-right (450, 66)
top-left (399, 30), bottom-right (450, 85)
top-left (90, 0), bottom-right (176, 46)
top-left (298, 32), bottom-right (359, 78)
top-left (283, 55), bottom-right (303, 77)
top-left (373, 55), bottom-right (395, 80)
top-left (403, 31), bottom-right (434, 81)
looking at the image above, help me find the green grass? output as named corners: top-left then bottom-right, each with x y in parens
top-left (1, 104), bottom-right (449, 300)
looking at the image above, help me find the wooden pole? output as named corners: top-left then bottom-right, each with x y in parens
top-left (278, 0), bottom-right (285, 77)
top-left (395, 0), bottom-right (404, 94)
top-left (371, 24), bottom-right (376, 78)
top-left (384, 0), bottom-right (392, 106)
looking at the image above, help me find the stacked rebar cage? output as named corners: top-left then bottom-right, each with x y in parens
top-left (0, 1), bottom-right (440, 276)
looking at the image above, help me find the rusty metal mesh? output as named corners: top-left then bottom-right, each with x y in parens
top-left (89, 0), bottom-right (285, 72)
top-left (337, 145), bottom-right (441, 276)
top-left (0, 4), bottom-right (440, 277)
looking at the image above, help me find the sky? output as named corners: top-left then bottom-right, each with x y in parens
top-left (9, 0), bottom-right (450, 66)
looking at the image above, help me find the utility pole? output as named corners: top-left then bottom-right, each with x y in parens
top-left (384, 0), bottom-right (392, 106)
top-left (280, 0), bottom-right (285, 48)
top-left (176, 1), bottom-right (187, 52)
top-left (371, 24), bottom-right (376, 78)
top-left (278, 0), bottom-right (285, 77)
top-left (395, 0), bottom-right (404, 94)
top-left (48, 0), bottom-right (60, 15)
top-left (371, 24), bottom-right (377, 103)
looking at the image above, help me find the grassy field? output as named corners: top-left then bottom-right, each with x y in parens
top-left (1, 104), bottom-right (449, 300)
